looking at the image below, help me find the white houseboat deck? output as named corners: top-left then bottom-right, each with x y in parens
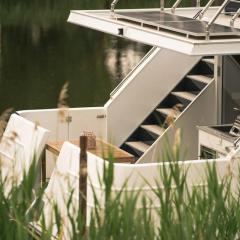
top-left (114, 10), bottom-right (240, 38)
top-left (68, 7), bottom-right (240, 55)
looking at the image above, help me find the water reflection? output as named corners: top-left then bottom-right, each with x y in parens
top-left (105, 39), bottom-right (148, 83)
top-left (0, 0), bottom-right (152, 112)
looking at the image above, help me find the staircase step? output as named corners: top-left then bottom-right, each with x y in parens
top-left (156, 108), bottom-right (180, 118)
top-left (125, 141), bottom-right (149, 153)
top-left (171, 91), bottom-right (197, 102)
top-left (187, 74), bottom-right (213, 84)
top-left (202, 58), bottom-right (215, 65)
top-left (141, 124), bottom-right (165, 136)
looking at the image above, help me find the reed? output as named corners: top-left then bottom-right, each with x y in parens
top-left (58, 82), bottom-right (69, 123)
top-left (0, 108), bottom-right (13, 139)
top-left (0, 138), bottom-right (240, 239)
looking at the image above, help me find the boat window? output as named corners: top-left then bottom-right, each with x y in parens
top-left (200, 145), bottom-right (217, 159)
top-left (222, 55), bottom-right (240, 124)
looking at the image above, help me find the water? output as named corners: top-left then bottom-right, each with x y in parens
top-left (0, 0), bottom-right (156, 113)
top-left (1, 0), bottom-right (207, 113)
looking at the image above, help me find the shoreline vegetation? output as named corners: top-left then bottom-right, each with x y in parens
top-left (1, 81), bottom-right (239, 239)
top-left (0, 1), bottom-right (237, 239)
top-left (0, 136), bottom-right (240, 239)
top-left (0, 103), bottom-right (240, 239)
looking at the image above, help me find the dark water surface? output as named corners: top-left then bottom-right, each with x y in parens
top-left (0, 0), bottom-right (158, 112)
top-left (1, 0), bottom-right (206, 112)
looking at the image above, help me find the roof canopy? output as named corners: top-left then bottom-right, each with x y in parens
top-left (68, 7), bottom-right (240, 56)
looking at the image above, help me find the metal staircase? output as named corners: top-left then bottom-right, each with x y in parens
top-left (120, 56), bottom-right (215, 162)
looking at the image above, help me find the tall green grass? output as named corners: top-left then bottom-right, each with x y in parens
top-left (0, 145), bottom-right (240, 239)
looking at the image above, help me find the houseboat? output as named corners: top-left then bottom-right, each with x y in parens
top-left (17, 0), bottom-right (240, 166)
top-left (1, 0), bottom-right (240, 237)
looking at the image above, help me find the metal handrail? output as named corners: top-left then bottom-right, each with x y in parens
top-left (111, 0), bottom-right (119, 15)
top-left (230, 8), bottom-right (240, 26)
top-left (160, 0), bottom-right (165, 11)
top-left (193, 9), bottom-right (203, 19)
top-left (111, 0), bottom-right (166, 13)
top-left (199, 0), bottom-right (215, 19)
top-left (205, 0), bottom-right (231, 35)
top-left (171, 0), bottom-right (183, 14)
top-left (172, 0), bottom-right (201, 14)
top-left (196, 0), bottom-right (201, 8)
top-left (110, 0), bottom-right (235, 38)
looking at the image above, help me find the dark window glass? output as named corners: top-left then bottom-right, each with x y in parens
top-left (222, 55), bottom-right (240, 124)
top-left (200, 145), bottom-right (217, 159)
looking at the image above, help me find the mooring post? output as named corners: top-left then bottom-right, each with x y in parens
top-left (79, 135), bottom-right (88, 235)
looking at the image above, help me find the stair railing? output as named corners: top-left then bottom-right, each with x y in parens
top-left (172, 0), bottom-right (201, 14)
top-left (111, 0), bottom-right (166, 14)
top-left (193, 9), bottom-right (203, 19)
top-left (230, 8), bottom-right (240, 26)
top-left (110, 0), bottom-right (235, 39)
top-left (111, 0), bottom-right (119, 15)
top-left (199, 0), bottom-right (215, 19)
top-left (205, 0), bottom-right (231, 37)
top-left (171, 0), bottom-right (183, 14)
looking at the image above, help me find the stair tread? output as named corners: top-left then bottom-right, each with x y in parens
top-left (156, 108), bottom-right (180, 118)
top-left (202, 58), bottom-right (215, 65)
top-left (125, 141), bottom-right (149, 153)
top-left (171, 91), bottom-right (197, 101)
top-left (187, 74), bottom-right (213, 84)
top-left (141, 124), bottom-right (165, 136)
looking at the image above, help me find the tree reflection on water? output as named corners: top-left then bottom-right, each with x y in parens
top-left (0, 0), bottom-right (156, 111)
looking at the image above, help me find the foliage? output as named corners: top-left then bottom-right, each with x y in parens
top-left (0, 141), bottom-right (240, 239)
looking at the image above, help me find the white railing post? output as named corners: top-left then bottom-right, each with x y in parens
top-left (171, 0), bottom-right (183, 14)
top-left (230, 8), bottom-right (240, 27)
top-left (111, 0), bottom-right (119, 16)
top-left (160, 0), bottom-right (165, 11)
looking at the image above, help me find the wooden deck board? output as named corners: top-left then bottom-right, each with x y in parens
top-left (46, 138), bottom-right (135, 164)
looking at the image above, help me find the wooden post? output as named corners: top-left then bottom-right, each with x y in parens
top-left (41, 147), bottom-right (46, 185)
top-left (79, 135), bottom-right (88, 235)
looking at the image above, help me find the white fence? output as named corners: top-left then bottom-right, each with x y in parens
top-left (18, 107), bottom-right (107, 141)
